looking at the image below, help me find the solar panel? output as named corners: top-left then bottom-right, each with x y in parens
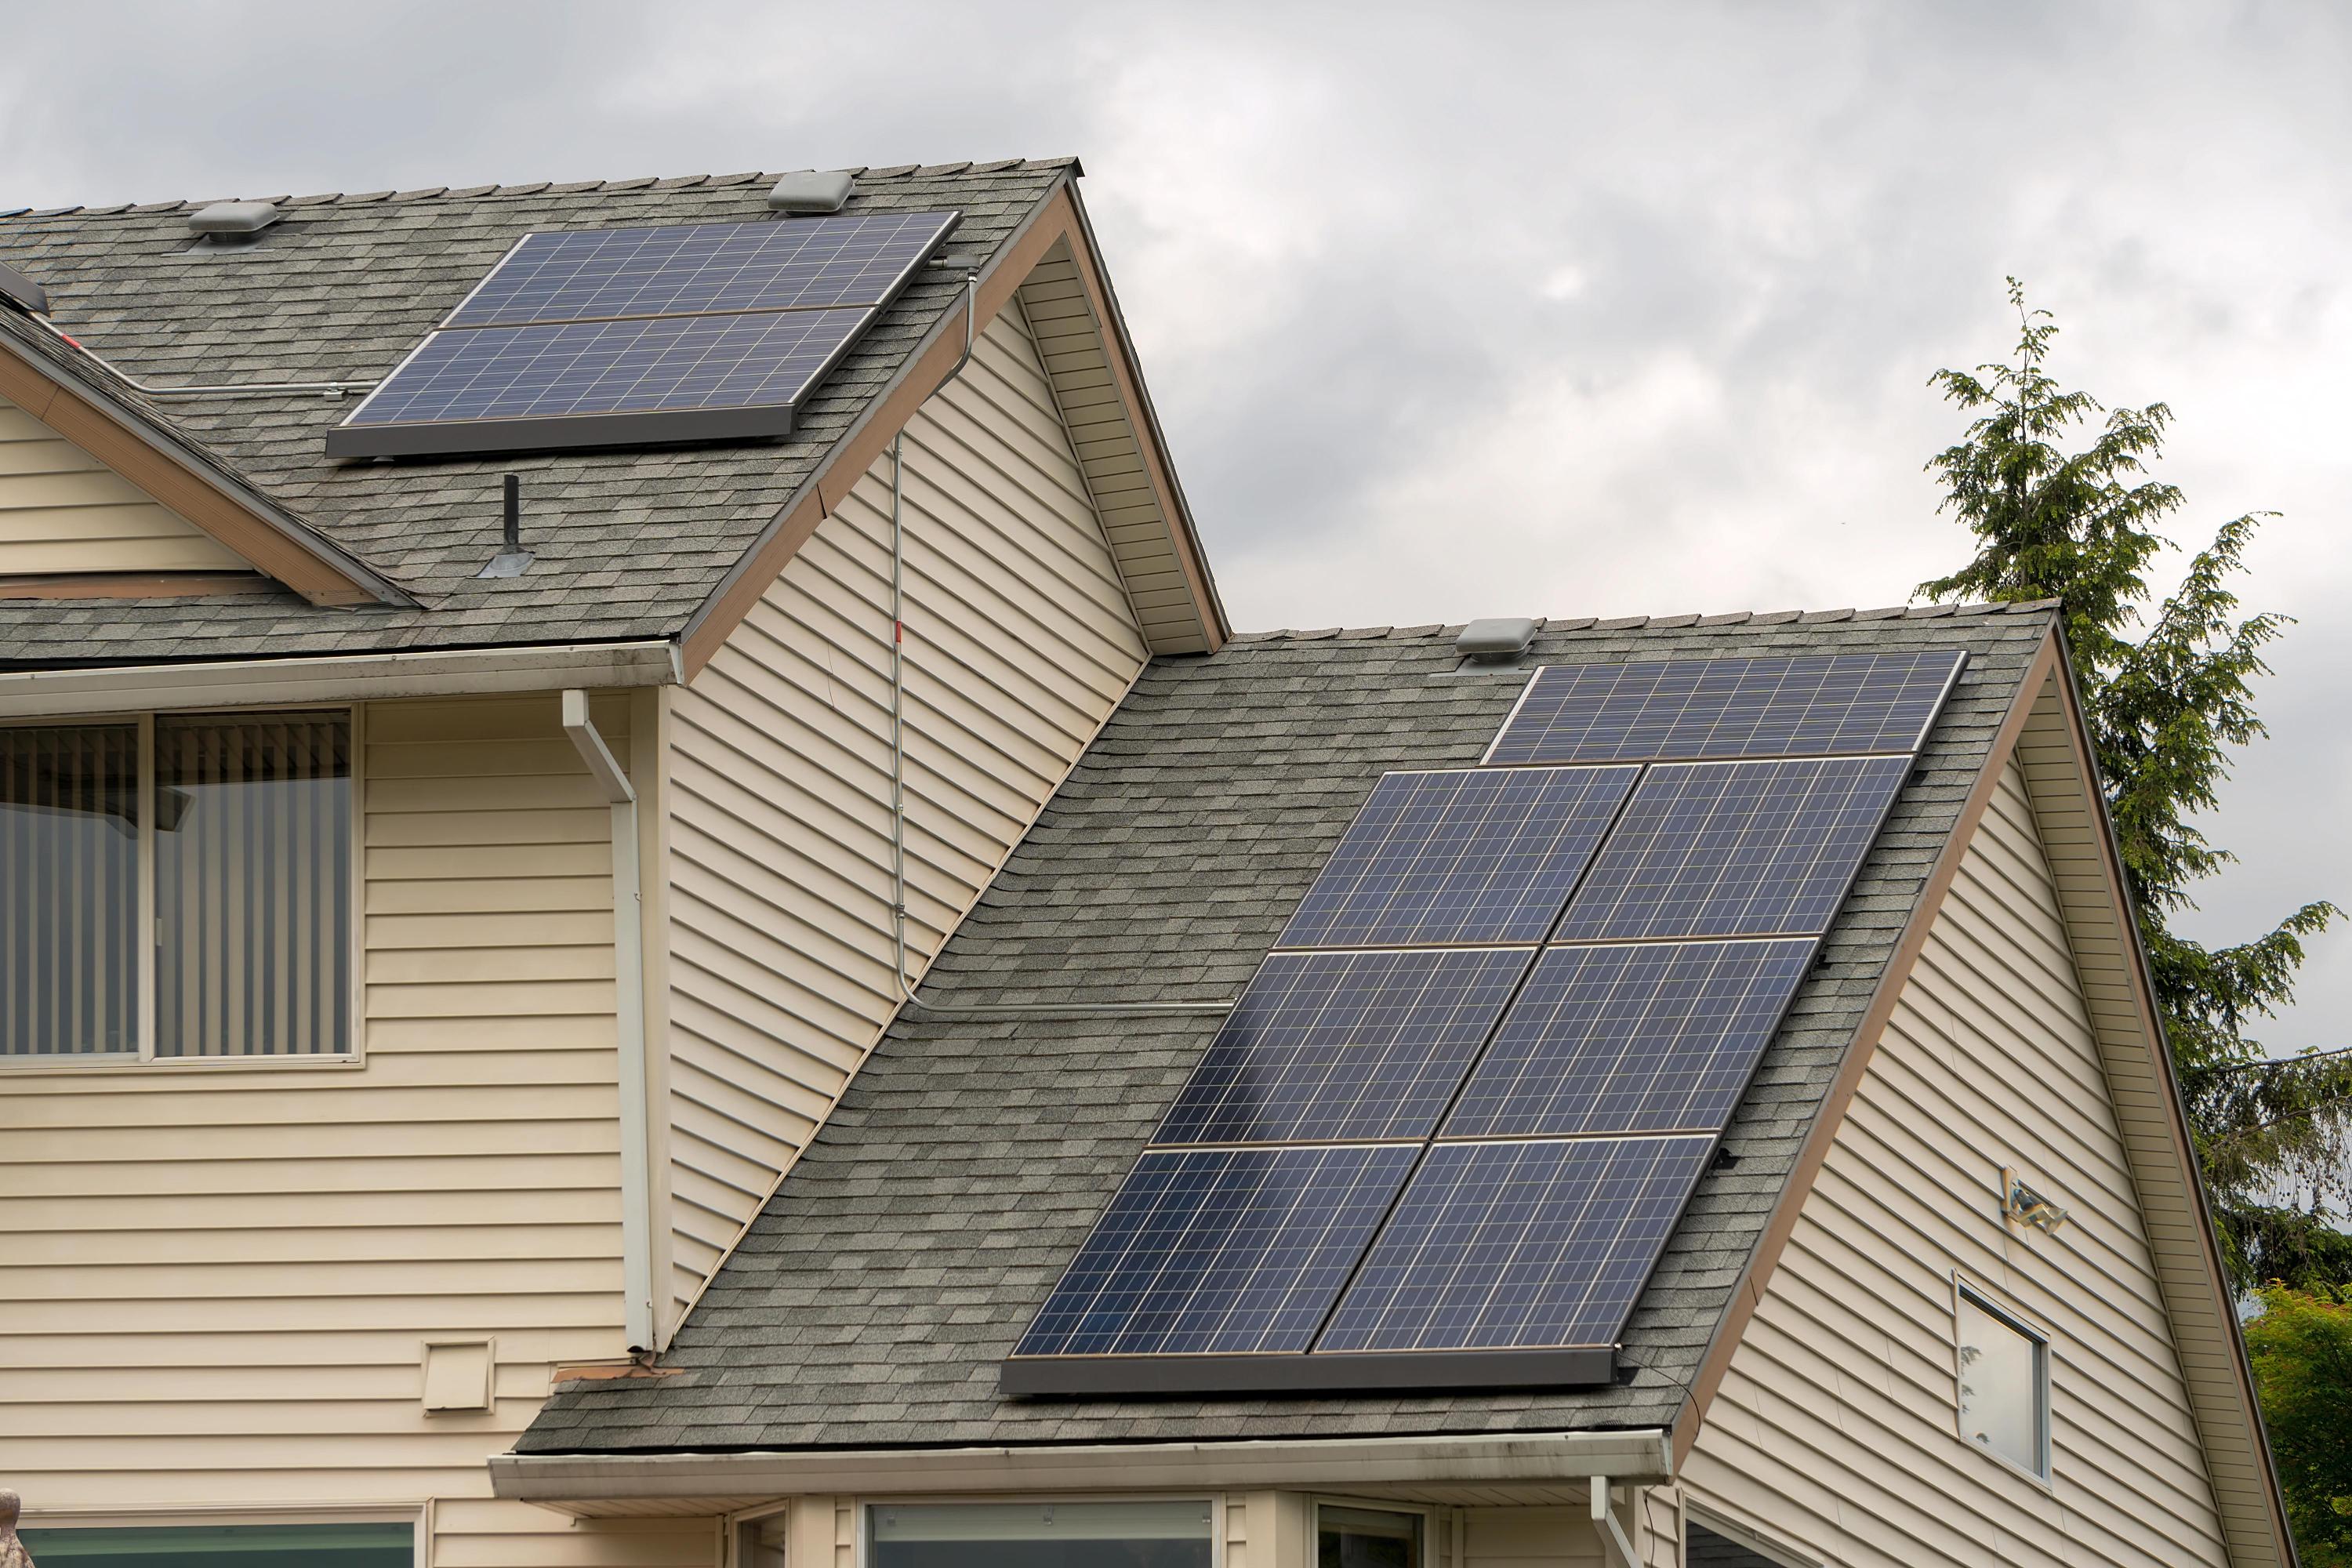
top-left (1276, 767), bottom-right (1635, 949)
top-left (1011, 1144), bottom-right (1417, 1359)
top-left (445, 212), bottom-right (960, 328)
top-left (1443, 939), bottom-right (1815, 1138)
top-left (1316, 1135), bottom-right (1713, 1353)
top-left (336, 309), bottom-right (870, 435)
top-left (1153, 947), bottom-right (1534, 1146)
top-left (1552, 756), bottom-right (1911, 942)
top-left (326, 209), bottom-right (959, 458)
top-left (1486, 651), bottom-right (1966, 766)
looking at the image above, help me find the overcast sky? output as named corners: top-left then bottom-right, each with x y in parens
top-left (4, 0), bottom-right (2347, 1054)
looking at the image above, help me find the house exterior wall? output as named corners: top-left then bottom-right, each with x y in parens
top-left (0, 392), bottom-right (247, 574)
top-left (659, 298), bottom-right (1152, 1328)
top-left (0, 689), bottom-right (709, 1568)
top-left (1678, 755), bottom-right (2230, 1567)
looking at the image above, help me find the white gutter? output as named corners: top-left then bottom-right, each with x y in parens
top-left (491, 1429), bottom-right (1673, 1510)
top-left (0, 640), bottom-right (683, 720)
top-left (561, 689), bottom-right (656, 1353)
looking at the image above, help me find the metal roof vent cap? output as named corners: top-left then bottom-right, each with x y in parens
top-left (1455, 616), bottom-right (1541, 662)
top-left (187, 201), bottom-right (281, 239)
top-left (766, 170), bottom-right (855, 214)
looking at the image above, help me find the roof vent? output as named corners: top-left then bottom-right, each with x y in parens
top-left (0, 257), bottom-right (47, 314)
top-left (766, 170), bottom-right (855, 214)
top-left (477, 475), bottom-right (535, 579)
top-left (1455, 617), bottom-right (1540, 662)
top-left (187, 201), bottom-right (282, 239)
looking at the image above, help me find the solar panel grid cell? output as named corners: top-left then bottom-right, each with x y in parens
top-left (1443, 938), bottom-right (1815, 1138)
top-left (1152, 947), bottom-right (1534, 1146)
top-left (343, 308), bottom-right (870, 428)
top-left (1276, 766), bottom-right (1635, 949)
top-left (1316, 1135), bottom-right (1713, 1353)
top-left (1011, 1144), bottom-right (1417, 1359)
top-left (1552, 755), bottom-right (1911, 942)
top-left (1486, 651), bottom-right (1965, 766)
top-left (445, 212), bottom-right (961, 327)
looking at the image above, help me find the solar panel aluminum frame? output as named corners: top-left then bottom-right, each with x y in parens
top-left (325, 209), bottom-right (959, 459)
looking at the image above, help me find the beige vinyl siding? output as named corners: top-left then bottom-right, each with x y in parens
top-left (1680, 757), bottom-right (2229, 1568)
top-left (659, 297), bottom-right (1150, 1325)
top-left (0, 394), bottom-right (248, 574)
top-left (0, 691), bottom-right (707, 1568)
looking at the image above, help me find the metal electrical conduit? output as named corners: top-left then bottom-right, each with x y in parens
top-left (884, 274), bottom-right (1235, 1022)
top-left (23, 308), bottom-right (379, 398)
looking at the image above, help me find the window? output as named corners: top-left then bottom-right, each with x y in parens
top-left (867, 1501), bottom-right (1213, 1568)
top-left (1956, 1283), bottom-right (2050, 1477)
top-left (19, 1520), bottom-right (412, 1566)
top-left (1318, 1504), bottom-right (1422, 1568)
top-left (1, 710), bottom-right (354, 1061)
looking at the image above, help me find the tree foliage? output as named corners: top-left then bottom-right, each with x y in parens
top-left (2245, 1283), bottom-right (2352, 1566)
top-left (1920, 281), bottom-right (2352, 1287)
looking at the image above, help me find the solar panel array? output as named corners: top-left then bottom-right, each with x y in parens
top-left (327, 209), bottom-right (960, 458)
top-left (1005, 646), bottom-right (1966, 1396)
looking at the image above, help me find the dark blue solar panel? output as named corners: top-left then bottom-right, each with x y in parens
top-left (1444, 939), bottom-right (1815, 1138)
top-left (1317, 1135), bottom-right (1712, 1352)
top-left (341, 308), bottom-right (869, 429)
top-left (1011, 1144), bottom-right (1417, 1359)
top-left (1552, 756), bottom-right (1910, 942)
top-left (1154, 948), bottom-right (1534, 1146)
top-left (445, 212), bottom-right (960, 328)
top-left (1486, 651), bottom-right (1966, 766)
top-left (1277, 767), bottom-right (1636, 949)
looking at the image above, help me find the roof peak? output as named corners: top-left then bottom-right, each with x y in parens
top-left (6, 157), bottom-right (1082, 223)
top-left (1225, 599), bottom-right (2059, 644)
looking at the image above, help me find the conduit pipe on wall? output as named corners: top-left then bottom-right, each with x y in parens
top-left (562, 688), bottom-right (658, 1352)
top-left (882, 277), bottom-right (1233, 1021)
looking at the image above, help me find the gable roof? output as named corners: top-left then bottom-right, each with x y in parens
top-left (514, 602), bottom-right (2057, 1457)
top-left (0, 160), bottom-right (1223, 665)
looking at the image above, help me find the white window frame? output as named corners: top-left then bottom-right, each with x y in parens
top-left (1951, 1274), bottom-right (2053, 1484)
top-left (1311, 1497), bottom-right (1438, 1566)
top-left (0, 702), bottom-right (365, 1072)
top-left (16, 1502), bottom-right (425, 1568)
top-left (844, 1494), bottom-right (1226, 1568)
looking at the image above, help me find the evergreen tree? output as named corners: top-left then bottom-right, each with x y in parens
top-left (2244, 1283), bottom-right (2352, 1566)
top-left (1920, 281), bottom-right (2352, 1287)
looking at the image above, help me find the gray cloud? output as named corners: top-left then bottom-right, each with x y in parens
top-left (5, 0), bottom-right (2346, 1048)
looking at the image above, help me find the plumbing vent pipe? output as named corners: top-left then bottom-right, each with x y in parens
top-left (766, 170), bottom-right (855, 214)
top-left (1455, 616), bottom-right (1540, 661)
top-left (477, 474), bottom-right (535, 579)
top-left (188, 201), bottom-right (282, 238)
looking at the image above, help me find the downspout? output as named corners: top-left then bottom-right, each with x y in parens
top-left (881, 274), bottom-right (1233, 1022)
top-left (1590, 1477), bottom-right (1641, 1568)
top-left (562, 689), bottom-right (657, 1352)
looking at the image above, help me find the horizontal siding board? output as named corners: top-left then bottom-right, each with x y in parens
top-left (661, 298), bottom-right (1148, 1330)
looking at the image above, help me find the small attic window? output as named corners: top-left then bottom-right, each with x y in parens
top-left (1955, 1283), bottom-right (2050, 1479)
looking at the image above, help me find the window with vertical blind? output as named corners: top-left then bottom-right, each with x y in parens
top-left (0, 709), bottom-right (353, 1062)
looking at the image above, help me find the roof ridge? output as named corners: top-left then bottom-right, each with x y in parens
top-left (6, 158), bottom-right (1082, 221)
top-left (1225, 599), bottom-right (2060, 643)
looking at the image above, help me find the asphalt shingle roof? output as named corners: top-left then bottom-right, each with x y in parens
top-left (0, 160), bottom-right (1072, 664)
top-left (518, 601), bottom-right (2056, 1455)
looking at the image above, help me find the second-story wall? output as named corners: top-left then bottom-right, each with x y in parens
top-left (1678, 754), bottom-right (2229, 1568)
top-left (658, 296), bottom-right (1154, 1327)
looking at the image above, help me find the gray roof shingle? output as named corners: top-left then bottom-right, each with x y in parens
top-left (0, 161), bottom-right (1074, 664)
top-left (518, 602), bottom-right (2055, 1454)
